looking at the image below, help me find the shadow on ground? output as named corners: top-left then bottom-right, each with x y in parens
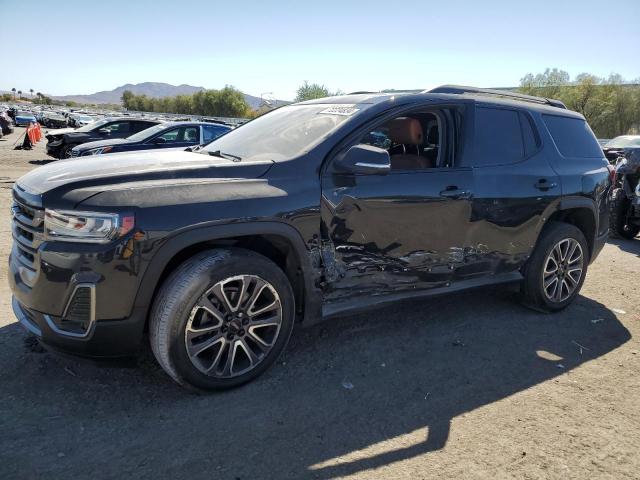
top-left (607, 236), bottom-right (640, 257)
top-left (0, 288), bottom-right (630, 479)
top-left (28, 159), bottom-right (55, 165)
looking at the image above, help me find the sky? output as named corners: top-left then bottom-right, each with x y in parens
top-left (1, 0), bottom-right (639, 100)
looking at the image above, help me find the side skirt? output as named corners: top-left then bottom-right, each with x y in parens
top-left (320, 271), bottom-right (523, 321)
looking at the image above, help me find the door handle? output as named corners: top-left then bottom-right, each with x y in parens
top-left (534, 179), bottom-right (558, 191)
top-left (439, 186), bottom-right (472, 199)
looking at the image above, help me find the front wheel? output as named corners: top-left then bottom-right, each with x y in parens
top-left (149, 248), bottom-right (295, 391)
top-left (521, 222), bottom-right (589, 312)
top-left (61, 144), bottom-right (76, 159)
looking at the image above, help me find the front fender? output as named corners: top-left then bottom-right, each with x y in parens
top-left (133, 221), bottom-right (323, 325)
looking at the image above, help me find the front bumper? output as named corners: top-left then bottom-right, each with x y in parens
top-left (9, 203), bottom-right (149, 358)
top-left (45, 139), bottom-right (64, 158)
top-left (12, 296), bottom-right (145, 358)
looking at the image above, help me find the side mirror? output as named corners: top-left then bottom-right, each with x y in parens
top-left (152, 137), bottom-right (166, 144)
top-left (335, 144), bottom-right (391, 175)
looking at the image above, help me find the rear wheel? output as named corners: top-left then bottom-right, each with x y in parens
top-left (149, 248), bottom-right (295, 391)
top-left (521, 222), bottom-right (588, 312)
top-left (609, 188), bottom-right (639, 239)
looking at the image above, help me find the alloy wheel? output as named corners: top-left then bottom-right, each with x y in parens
top-left (184, 275), bottom-right (283, 378)
top-left (542, 238), bottom-right (584, 303)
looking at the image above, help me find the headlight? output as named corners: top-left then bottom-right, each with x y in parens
top-left (85, 146), bottom-right (113, 156)
top-left (44, 209), bottom-right (134, 243)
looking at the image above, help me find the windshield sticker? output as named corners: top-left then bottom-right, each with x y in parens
top-left (319, 104), bottom-right (359, 116)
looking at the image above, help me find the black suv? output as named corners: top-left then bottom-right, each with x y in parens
top-left (10, 86), bottom-right (610, 390)
top-left (45, 117), bottom-right (160, 159)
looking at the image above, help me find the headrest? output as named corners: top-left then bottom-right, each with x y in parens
top-left (387, 117), bottom-right (423, 145)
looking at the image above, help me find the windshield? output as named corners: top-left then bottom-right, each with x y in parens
top-left (605, 136), bottom-right (640, 148)
top-left (126, 123), bottom-right (167, 142)
top-left (201, 104), bottom-right (361, 162)
top-left (78, 118), bottom-right (111, 132)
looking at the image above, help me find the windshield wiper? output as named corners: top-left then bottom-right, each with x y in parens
top-left (208, 150), bottom-right (242, 162)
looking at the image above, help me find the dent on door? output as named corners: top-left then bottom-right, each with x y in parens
top-left (320, 171), bottom-right (475, 303)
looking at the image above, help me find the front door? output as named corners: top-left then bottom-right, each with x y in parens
top-left (320, 107), bottom-right (475, 303)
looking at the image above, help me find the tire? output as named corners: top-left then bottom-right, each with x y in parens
top-left (149, 248), bottom-right (295, 391)
top-left (61, 144), bottom-right (75, 159)
top-left (609, 188), bottom-right (639, 239)
top-left (521, 222), bottom-right (589, 312)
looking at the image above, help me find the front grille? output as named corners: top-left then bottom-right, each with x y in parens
top-left (11, 197), bottom-right (45, 272)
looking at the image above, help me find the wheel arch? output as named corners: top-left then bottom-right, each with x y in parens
top-left (543, 197), bottom-right (598, 260)
top-left (135, 222), bottom-right (323, 329)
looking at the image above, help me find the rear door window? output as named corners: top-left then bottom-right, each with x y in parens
top-left (473, 107), bottom-right (524, 166)
top-left (542, 114), bottom-right (602, 158)
top-left (203, 125), bottom-right (228, 142)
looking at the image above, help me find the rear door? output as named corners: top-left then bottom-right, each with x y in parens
top-left (467, 105), bottom-right (561, 276)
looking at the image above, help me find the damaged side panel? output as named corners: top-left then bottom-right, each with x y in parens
top-left (319, 168), bottom-right (476, 304)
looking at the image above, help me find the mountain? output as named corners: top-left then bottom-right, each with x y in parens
top-left (50, 82), bottom-right (288, 110)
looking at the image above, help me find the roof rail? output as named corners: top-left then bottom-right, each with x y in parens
top-left (426, 85), bottom-right (567, 109)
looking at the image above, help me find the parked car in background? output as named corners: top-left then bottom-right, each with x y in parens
top-left (41, 112), bottom-right (69, 129)
top-left (0, 113), bottom-right (14, 135)
top-left (598, 139), bottom-right (611, 147)
top-left (69, 113), bottom-right (97, 128)
top-left (602, 135), bottom-right (640, 162)
top-left (609, 147), bottom-right (640, 239)
top-left (14, 111), bottom-right (37, 126)
top-left (71, 121), bottom-right (231, 157)
top-left (9, 86), bottom-right (610, 391)
top-left (45, 117), bottom-right (161, 159)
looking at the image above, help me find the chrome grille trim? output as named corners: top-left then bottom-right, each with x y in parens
top-left (11, 197), bottom-right (44, 272)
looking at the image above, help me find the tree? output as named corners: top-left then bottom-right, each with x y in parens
top-left (11, 87), bottom-right (16, 99)
top-left (17, 90), bottom-right (22, 98)
top-left (295, 81), bottom-right (332, 102)
top-left (121, 90), bottom-right (135, 109)
top-left (120, 86), bottom-right (250, 117)
top-left (519, 68), bottom-right (640, 138)
top-left (29, 88), bottom-right (34, 98)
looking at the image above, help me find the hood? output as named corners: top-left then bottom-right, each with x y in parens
top-left (74, 138), bottom-right (130, 152)
top-left (45, 127), bottom-right (76, 137)
top-left (16, 150), bottom-right (275, 200)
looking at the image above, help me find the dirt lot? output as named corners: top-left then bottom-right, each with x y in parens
top-left (0, 126), bottom-right (639, 480)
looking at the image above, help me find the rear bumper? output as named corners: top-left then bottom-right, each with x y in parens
top-left (12, 296), bottom-right (145, 358)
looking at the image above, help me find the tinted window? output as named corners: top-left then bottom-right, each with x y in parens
top-left (543, 115), bottom-right (602, 158)
top-left (155, 126), bottom-right (199, 143)
top-left (158, 128), bottom-right (180, 142)
top-left (102, 122), bottom-right (130, 134)
top-left (132, 121), bottom-right (156, 133)
top-left (203, 125), bottom-right (229, 142)
top-left (183, 126), bottom-right (199, 142)
top-left (474, 107), bottom-right (524, 166)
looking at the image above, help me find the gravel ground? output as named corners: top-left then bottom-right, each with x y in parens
top-left (0, 127), bottom-right (639, 480)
